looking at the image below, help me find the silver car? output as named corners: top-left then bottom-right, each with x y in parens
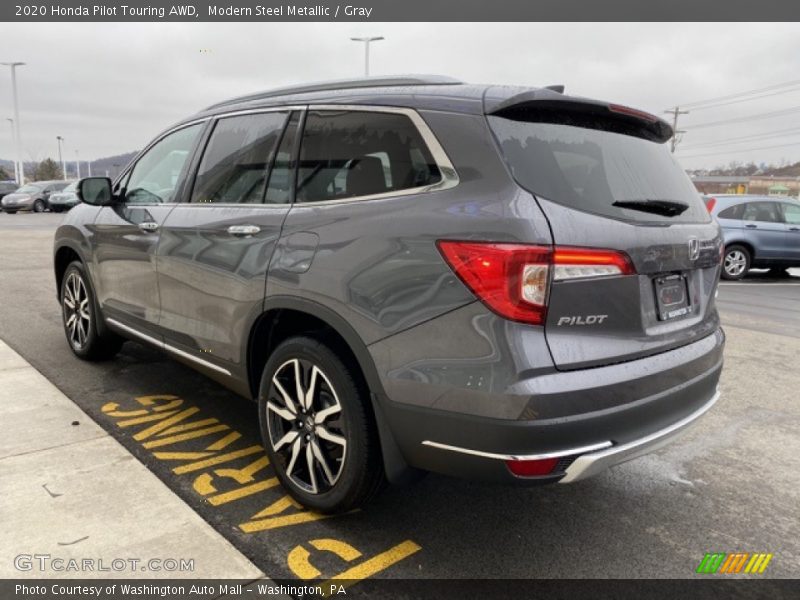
top-left (47, 181), bottom-right (79, 213)
top-left (704, 194), bottom-right (800, 279)
top-left (1, 180), bottom-right (69, 213)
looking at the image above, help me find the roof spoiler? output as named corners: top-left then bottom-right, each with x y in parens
top-left (486, 90), bottom-right (674, 143)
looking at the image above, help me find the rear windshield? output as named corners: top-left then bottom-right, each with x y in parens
top-left (488, 116), bottom-right (710, 224)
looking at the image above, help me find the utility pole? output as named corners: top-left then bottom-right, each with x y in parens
top-left (2, 62), bottom-right (26, 184)
top-left (350, 36), bottom-right (384, 76)
top-left (6, 118), bottom-right (18, 183)
top-left (87, 160), bottom-right (92, 177)
top-left (57, 136), bottom-right (66, 179)
top-left (75, 150), bottom-right (81, 179)
top-left (664, 106), bottom-right (689, 153)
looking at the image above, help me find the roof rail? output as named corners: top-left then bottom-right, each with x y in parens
top-left (205, 75), bottom-right (463, 110)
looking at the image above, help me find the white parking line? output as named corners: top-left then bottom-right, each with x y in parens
top-left (719, 282), bottom-right (800, 286)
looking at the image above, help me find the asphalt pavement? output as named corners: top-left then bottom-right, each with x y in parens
top-left (1, 212), bottom-right (798, 587)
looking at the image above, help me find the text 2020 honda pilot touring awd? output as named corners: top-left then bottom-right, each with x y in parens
top-left (54, 76), bottom-right (724, 513)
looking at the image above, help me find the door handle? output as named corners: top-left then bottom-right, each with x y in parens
top-left (227, 224), bottom-right (261, 237)
top-left (138, 221), bottom-right (159, 233)
top-left (790, 227), bottom-right (800, 232)
top-left (745, 223), bottom-right (757, 229)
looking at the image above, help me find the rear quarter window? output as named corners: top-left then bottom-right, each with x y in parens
top-left (718, 204), bottom-right (744, 219)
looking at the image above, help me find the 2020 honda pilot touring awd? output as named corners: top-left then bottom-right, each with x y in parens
top-left (54, 76), bottom-right (724, 513)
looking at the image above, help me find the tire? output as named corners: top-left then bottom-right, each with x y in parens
top-left (60, 261), bottom-right (124, 360)
top-left (722, 245), bottom-right (750, 280)
top-left (33, 199), bottom-right (45, 213)
top-left (258, 335), bottom-right (385, 513)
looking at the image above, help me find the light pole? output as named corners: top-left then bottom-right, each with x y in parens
top-left (6, 118), bottom-right (18, 183)
top-left (350, 36), bottom-right (384, 76)
top-left (2, 62), bottom-right (26, 184)
top-left (75, 150), bottom-right (81, 179)
top-left (56, 136), bottom-right (66, 179)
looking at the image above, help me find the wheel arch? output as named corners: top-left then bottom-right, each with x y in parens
top-left (54, 243), bottom-right (84, 298)
top-left (247, 297), bottom-right (415, 484)
top-left (725, 240), bottom-right (755, 260)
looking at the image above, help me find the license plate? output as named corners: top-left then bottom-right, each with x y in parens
top-left (654, 274), bottom-right (692, 321)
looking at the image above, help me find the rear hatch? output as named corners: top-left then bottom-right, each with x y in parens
top-left (487, 94), bottom-right (723, 370)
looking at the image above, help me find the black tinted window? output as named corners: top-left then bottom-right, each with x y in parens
top-left (743, 202), bottom-right (781, 223)
top-left (296, 110), bottom-right (441, 203)
top-left (265, 112), bottom-right (301, 205)
top-left (488, 115), bottom-right (710, 224)
top-left (192, 112), bottom-right (287, 204)
top-left (718, 204), bottom-right (744, 219)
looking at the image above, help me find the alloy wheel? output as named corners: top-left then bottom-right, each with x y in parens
top-left (724, 250), bottom-right (747, 277)
top-left (266, 358), bottom-right (346, 494)
top-left (62, 271), bottom-right (91, 349)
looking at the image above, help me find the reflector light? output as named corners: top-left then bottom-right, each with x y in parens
top-left (506, 457), bottom-right (560, 477)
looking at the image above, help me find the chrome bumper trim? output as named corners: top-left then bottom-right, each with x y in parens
top-left (420, 439), bottom-right (613, 462)
top-left (559, 389), bottom-right (720, 483)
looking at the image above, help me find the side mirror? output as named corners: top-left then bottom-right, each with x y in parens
top-left (77, 177), bottom-right (114, 206)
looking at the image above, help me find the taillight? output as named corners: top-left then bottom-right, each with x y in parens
top-left (704, 197), bottom-right (717, 213)
top-left (436, 241), bottom-right (551, 325)
top-left (553, 247), bottom-right (635, 281)
top-left (437, 241), bottom-right (635, 326)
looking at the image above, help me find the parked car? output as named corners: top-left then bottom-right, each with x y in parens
top-left (0, 181), bottom-right (19, 201)
top-left (704, 194), bottom-right (800, 280)
top-left (54, 76), bottom-right (724, 513)
top-left (47, 181), bottom-right (79, 212)
top-left (1, 180), bottom-right (69, 213)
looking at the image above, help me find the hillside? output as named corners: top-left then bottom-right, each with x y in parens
top-left (1, 150), bottom-right (138, 180)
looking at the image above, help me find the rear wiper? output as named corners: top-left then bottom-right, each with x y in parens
top-left (612, 199), bottom-right (689, 217)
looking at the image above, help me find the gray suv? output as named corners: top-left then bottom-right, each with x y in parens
top-left (704, 194), bottom-right (800, 279)
top-left (54, 76), bottom-right (725, 513)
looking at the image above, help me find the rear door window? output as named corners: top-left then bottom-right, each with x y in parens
top-left (488, 115), bottom-right (710, 224)
top-left (265, 112), bottom-right (301, 204)
top-left (296, 110), bottom-right (441, 203)
top-left (192, 112), bottom-right (288, 204)
top-left (742, 202), bottom-right (782, 223)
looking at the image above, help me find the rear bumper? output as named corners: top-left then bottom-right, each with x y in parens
top-left (372, 315), bottom-right (724, 483)
top-left (559, 388), bottom-right (718, 483)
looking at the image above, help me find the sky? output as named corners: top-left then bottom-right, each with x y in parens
top-left (1, 22), bottom-right (799, 171)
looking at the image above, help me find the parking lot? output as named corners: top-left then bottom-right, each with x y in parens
top-left (1, 212), bottom-right (798, 585)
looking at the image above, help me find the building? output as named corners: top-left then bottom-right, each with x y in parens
top-left (690, 175), bottom-right (750, 195)
top-left (690, 175), bottom-right (800, 197)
